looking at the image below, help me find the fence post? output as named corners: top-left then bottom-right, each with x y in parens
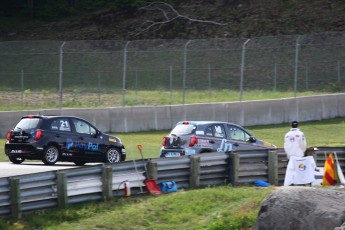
top-left (58, 41), bottom-right (66, 110)
top-left (122, 41), bottom-right (130, 107)
top-left (189, 155), bottom-right (201, 188)
top-left (228, 152), bottom-right (239, 186)
top-left (182, 40), bottom-right (192, 104)
top-left (240, 39), bottom-right (250, 101)
top-left (10, 177), bottom-right (21, 219)
top-left (147, 160), bottom-right (158, 180)
top-left (294, 35), bottom-right (301, 97)
top-left (102, 165), bottom-right (113, 201)
top-left (268, 150), bottom-right (279, 185)
top-left (57, 172), bottom-right (68, 208)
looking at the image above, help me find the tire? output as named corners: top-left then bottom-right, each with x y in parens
top-left (42, 145), bottom-right (60, 165)
top-left (105, 148), bottom-right (121, 163)
top-left (9, 156), bottom-right (25, 164)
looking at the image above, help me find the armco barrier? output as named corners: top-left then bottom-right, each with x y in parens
top-left (1, 147), bottom-right (345, 219)
top-left (0, 93), bottom-right (345, 138)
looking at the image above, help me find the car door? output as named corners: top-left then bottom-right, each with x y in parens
top-left (71, 118), bottom-right (104, 158)
top-left (226, 124), bottom-right (259, 150)
top-left (49, 117), bottom-right (77, 157)
top-left (201, 124), bottom-right (232, 152)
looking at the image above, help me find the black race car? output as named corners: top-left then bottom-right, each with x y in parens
top-left (5, 115), bottom-right (126, 165)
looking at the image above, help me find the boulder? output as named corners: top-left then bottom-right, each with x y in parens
top-left (253, 186), bottom-right (345, 230)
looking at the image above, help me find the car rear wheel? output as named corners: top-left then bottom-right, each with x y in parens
top-left (42, 145), bottom-right (59, 165)
top-left (9, 156), bottom-right (25, 164)
top-left (105, 148), bottom-right (121, 163)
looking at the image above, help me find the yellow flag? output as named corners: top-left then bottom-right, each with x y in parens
top-left (322, 153), bottom-right (336, 186)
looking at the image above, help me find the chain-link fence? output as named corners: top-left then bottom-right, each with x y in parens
top-left (1, 31), bottom-right (345, 110)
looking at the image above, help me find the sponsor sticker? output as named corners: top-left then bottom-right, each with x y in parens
top-left (217, 139), bottom-right (233, 152)
top-left (185, 149), bottom-right (196, 155)
top-left (10, 150), bottom-right (23, 153)
top-left (109, 138), bottom-right (117, 142)
top-left (263, 141), bottom-right (271, 147)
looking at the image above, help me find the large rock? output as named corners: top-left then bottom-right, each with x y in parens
top-left (253, 186), bottom-right (345, 230)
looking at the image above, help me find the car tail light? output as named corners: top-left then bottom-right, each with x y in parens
top-left (162, 137), bottom-right (167, 146)
top-left (34, 129), bottom-right (42, 141)
top-left (6, 130), bottom-right (12, 141)
top-left (189, 136), bottom-right (197, 147)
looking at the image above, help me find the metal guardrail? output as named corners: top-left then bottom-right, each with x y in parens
top-left (1, 147), bottom-right (345, 219)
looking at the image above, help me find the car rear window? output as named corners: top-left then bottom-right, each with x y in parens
top-left (15, 118), bottom-right (41, 130)
top-left (170, 124), bottom-right (196, 135)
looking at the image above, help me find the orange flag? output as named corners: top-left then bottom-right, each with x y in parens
top-left (322, 153), bottom-right (336, 185)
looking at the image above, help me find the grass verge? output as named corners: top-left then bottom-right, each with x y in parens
top-left (0, 186), bottom-right (275, 230)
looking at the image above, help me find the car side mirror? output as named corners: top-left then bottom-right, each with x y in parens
top-left (248, 136), bottom-right (257, 143)
top-left (92, 130), bottom-right (99, 138)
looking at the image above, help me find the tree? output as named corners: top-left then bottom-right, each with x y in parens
top-left (133, 2), bottom-right (228, 36)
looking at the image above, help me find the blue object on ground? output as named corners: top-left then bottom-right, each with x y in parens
top-left (254, 180), bottom-right (270, 187)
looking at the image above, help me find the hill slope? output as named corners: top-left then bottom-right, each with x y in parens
top-left (1, 0), bottom-right (345, 41)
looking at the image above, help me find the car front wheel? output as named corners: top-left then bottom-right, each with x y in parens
top-left (105, 148), bottom-right (121, 163)
top-left (9, 156), bottom-right (25, 164)
top-left (42, 145), bottom-right (60, 165)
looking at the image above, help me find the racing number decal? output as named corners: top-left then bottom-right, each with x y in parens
top-left (59, 120), bottom-right (70, 131)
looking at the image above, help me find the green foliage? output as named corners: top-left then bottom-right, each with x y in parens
top-left (0, 0), bottom-right (179, 21)
top-left (23, 89), bottom-right (31, 97)
top-left (40, 89), bottom-right (50, 97)
top-left (35, 0), bottom-right (76, 21)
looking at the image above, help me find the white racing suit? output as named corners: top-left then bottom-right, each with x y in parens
top-left (284, 128), bottom-right (307, 160)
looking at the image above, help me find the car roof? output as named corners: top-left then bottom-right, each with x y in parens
top-left (21, 115), bottom-right (83, 120)
top-left (176, 121), bottom-right (238, 126)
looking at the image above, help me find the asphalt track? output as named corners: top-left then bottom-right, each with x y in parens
top-left (0, 162), bottom-right (100, 178)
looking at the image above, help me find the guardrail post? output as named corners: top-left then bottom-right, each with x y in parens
top-left (189, 155), bottom-right (200, 188)
top-left (10, 177), bottom-right (21, 219)
top-left (228, 152), bottom-right (239, 186)
top-left (57, 172), bottom-right (68, 208)
top-left (102, 165), bottom-right (113, 201)
top-left (268, 150), bottom-right (279, 185)
top-left (147, 160), bottom-right (158, 180)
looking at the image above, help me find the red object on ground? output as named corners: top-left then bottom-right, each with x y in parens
top-left (145, 179), bottom-right (161, 195)
top-left (137, 144), bottom-right (161, 195)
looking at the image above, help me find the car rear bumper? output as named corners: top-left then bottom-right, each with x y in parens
top-left (5, 143), bottom-right (44, 159)
top-left (160, 150), bottom-right (184, 157)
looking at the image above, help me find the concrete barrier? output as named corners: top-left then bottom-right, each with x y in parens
top-left (0, 93), bottom-right (344, 137)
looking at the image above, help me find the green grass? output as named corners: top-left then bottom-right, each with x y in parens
top-left (245, 117), bottom-right (345, 148)
top-left (0, 186), bottom-right (275, 230)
